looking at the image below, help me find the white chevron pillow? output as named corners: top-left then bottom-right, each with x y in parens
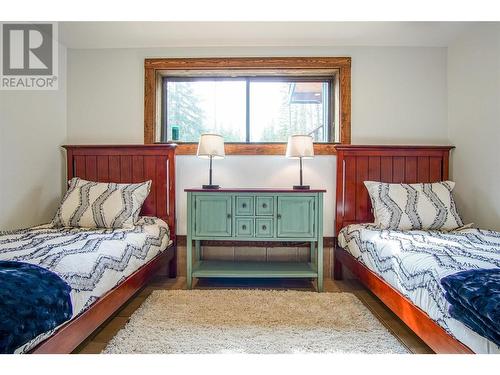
top-left (364, 181), bottom-right (464, 231)
top-left (52, 178), bottom-right (151, 228)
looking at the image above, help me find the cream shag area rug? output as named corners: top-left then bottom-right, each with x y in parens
top-left (103, 289), bottom-right (408, 354)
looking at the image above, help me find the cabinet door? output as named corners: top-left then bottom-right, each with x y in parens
top-left (277, 196), bottom-right (315, 238)
top-left (194, 195), bottom-right (232, 237)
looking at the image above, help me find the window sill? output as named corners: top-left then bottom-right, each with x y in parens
top-left (167, 142), bottom-right (339, 155)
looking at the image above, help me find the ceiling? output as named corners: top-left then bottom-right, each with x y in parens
top-left (58, 22), bottom-right (473, 49)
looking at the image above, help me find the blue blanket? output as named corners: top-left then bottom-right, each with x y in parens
top-left (0, 261), bottom-right (73, 353)
top-left (441, 268), bottom-right (500, 347)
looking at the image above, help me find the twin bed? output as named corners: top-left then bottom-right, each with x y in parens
top-left (1, 144), bottom-right (498, 354)
top-left (334, 145), bottom-right (499, 354)
top-left (0, 145), bottom-right (177, 353)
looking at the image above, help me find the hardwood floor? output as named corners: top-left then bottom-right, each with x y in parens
top-left (74, 276), bottom-right (433, 354)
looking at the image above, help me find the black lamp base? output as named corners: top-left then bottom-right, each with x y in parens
top-left (293, 185), bottom-right (310, 190)
top-left (202, 184), bottom-right (220, 189)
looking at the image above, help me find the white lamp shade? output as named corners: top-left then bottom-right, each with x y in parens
top-left (285, 135), bottom-right (314, 159)
top-left (197, 134), bottom-right (225, 159)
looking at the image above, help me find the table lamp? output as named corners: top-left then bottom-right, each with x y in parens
top-left (286, 135), bottom-right (314, 190)
top-left (197, 133), bottom-right (225, 189)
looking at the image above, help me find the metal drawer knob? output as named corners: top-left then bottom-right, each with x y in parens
top-left (242, 225), bottom-right (247, 230)
top-left (227, 214), bottom-right (231, 219)
top-left (262, 203), bottom-right (267, 208)
top-left (262, 225), bottom-right (267, 230)
top-left (277, 214), bottom-right (282, 219)
top-left (242, 203), bottom-right (247, 208)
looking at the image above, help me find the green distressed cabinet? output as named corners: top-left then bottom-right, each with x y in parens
top-left (185, 188), bottom-right (326, 292)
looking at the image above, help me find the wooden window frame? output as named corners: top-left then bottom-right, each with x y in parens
top-left (144, 57), bottom-right (351, 155)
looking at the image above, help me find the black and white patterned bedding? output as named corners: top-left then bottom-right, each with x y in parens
top-left (0, 217), bottom-right (170, 353)
top-left (338, 224), bottom-right (500, 353)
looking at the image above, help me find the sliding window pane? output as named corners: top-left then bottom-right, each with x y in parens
top-left (249, 81), bottom-right (330, 142)
top-left (166, 80), bottom-right (246, 142)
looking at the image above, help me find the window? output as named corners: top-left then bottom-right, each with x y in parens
top-left (162, 77), bottom-right (333, 143)
top-left (144, 57), bottom-right (351, 155)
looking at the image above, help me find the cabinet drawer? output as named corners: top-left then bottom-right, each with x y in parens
top-left (235, 218), bottom-right (254, 237)
top-left (255, 218), bottom-right (273, 237)
top-left (256, 196), bottom-right (273, 216)
top-left (235, 196), bottom-right (254, 216)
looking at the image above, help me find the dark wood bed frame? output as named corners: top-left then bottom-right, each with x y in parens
top-left (333, 145), bottom-right (474, 354)
top-left (30, 144), bottom-right (177, 354)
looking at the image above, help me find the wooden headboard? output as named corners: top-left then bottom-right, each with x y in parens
top-left (63, 144), bottom-right (177, 239)
top-left (335, 145), bottom-right (454, 234)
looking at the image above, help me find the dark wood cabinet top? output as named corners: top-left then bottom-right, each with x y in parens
top-left (185, 188), bottom-right (327, 193)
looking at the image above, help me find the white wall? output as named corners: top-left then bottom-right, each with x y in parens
top-left (66, 46), bottom-right (448, 235)
top-left (448, 24), bottom-right (500, 230)
top-left (4, 36), bottom-right (499, 234)
top-left (68, 47), bottom-right (447, 236)
top-left (0, 45), bottom-right (67, 230)
top-left (176, 155), bottom-right (336, 237)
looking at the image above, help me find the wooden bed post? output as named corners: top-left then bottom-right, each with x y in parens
top-left (333, 258), bottom-right (343, 280)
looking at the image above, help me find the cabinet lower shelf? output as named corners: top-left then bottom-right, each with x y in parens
top-left (192, 260), bottom-right (318, 278)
